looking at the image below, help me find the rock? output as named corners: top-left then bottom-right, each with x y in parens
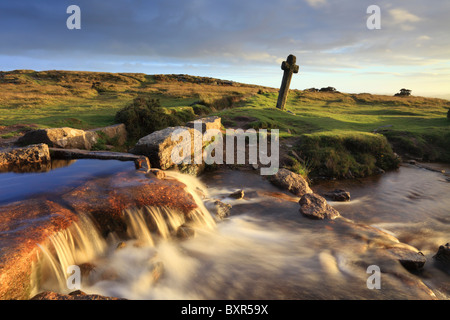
top-left (387, 247), bottom-right (427, 271)
top-left (433, 243), bottom-right (450, 273)
top-left (229, 189), bottom-right (245, 199)
top-left (176, 225), bottom-right (196, 240)
top-left (31, 290), bottom-right (125, 300)
top-left (116, 241), bottom-right (127, 250)
top-left (213, 200), bottom-right (232, 220)
top-left (131, 126), bottom-right (198, 170)
top-left (0, 143), bottom-right (50, 170)
top-left (61, 171), bottom-right (198, 236)
top-left (0, 199), bottom-right (77, 300)
top-left (78, 262), bottom-right (96, 277)
top-left (299, 193), bottom-right (340, 220)
top-left (269, 168), bottom-right (313, 197)
top-left (49, 148), bottom-right (150, 171)
top-left (18, 127), bottom-right (96, 149)
top-left (147, 169), bottom-right (166, 179)
top-left (87, 123), bottom-right (127, 146)
top-left (17, 124), bottom-right (127, 150)
top-left (186, 116), bottom-right (222, 133)
top-left (323, 189), bottom-right (351, 202)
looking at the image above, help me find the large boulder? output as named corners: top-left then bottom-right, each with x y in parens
top-left (299, 193), bottom-right (340, 220)
top-left (269, 168), bottom-right (313, 197)
top-left (0, 143), bottom-right (50, 170)
top-left (131, 126), bottom-right (199, 170)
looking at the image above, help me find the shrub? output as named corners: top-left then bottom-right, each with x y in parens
top-left (115, 97), bottom-right (172, 141)
top-left (297, 132), bottom-right (400, 179)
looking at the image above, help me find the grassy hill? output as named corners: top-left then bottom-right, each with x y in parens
top-left (1, 70), bottom-right (449, 179)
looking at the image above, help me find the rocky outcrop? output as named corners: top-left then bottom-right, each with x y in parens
top-left (323, 189), bottom-right (351, 202)
top-left (299, 193), bottom-right (340, 220)
top-left (17, 124), bottom-right (127, 150)
top-left (31, 290), bottom-right (125, 300)
top-left (269, 168), bottom-right (313, 197)
top-left (0, 143), bottom-right (50, 171)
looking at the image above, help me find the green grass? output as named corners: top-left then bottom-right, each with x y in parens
top-left (1, 70), bottom-right (449, 179)
top-left (212, 90), bottom-right (450, 178)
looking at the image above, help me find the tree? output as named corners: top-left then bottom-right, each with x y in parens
top-left (394, 88), bottom-right (411, 97)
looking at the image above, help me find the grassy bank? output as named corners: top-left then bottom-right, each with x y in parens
top-left (1, 70), bottom-right (449, 179)
top-left (212, 90), bottom-right (450, 178)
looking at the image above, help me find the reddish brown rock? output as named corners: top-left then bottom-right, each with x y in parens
top-left (31, 290), bottom-right (125, 300)
top-left (0, 199), bottom-right (77, 300)
top-left (61, 171), bottom-right (198, 236)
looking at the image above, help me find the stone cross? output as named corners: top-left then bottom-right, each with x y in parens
top-left (276, 54), bottom-right (299, 110)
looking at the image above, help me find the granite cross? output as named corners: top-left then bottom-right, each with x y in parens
top-left (276, 54), bottom-right (299, 110)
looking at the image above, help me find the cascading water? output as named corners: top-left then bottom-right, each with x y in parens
top-left (31, 165), bottom-right (450, 300)
top-left (31, 170), bottom-right (217, 298)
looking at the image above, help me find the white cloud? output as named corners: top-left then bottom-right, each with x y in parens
top-left (305, 0), bottom-right (327, 8)
top-left (389, 8), bottom-right (422, 24)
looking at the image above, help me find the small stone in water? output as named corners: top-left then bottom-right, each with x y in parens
top-left (229, 189), bottom-right (244, 199)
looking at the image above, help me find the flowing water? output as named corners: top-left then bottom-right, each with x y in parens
top-left (28, 162), bottom-right (450, 300)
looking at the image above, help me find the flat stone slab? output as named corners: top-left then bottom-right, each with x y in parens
top-left (49, 148), bottom-right (150, 171)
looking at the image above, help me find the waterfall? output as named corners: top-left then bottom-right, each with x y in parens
top-left (31, 170), bottom-right (216, 296)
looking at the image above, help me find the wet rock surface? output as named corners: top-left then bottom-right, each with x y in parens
top-left (0, 170), bottom-right (198, 299)
top-left (269, 168), bottom-right (313, 197)
top-left (299, 193), bottom-right (341, 220)
top-left (323, 189), bottom-right (351, 202)
top-left (31, 290), bottom-right (126, 300)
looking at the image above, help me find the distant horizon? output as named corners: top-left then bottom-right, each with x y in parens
top-left (2, 67), bottom-right (449, 101)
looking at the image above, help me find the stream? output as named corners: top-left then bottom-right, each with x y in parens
top-left (2, 160), bottom-right (449, 300)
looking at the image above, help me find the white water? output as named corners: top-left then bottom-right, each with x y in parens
top-left (32, 166), bottom-right (450, 300)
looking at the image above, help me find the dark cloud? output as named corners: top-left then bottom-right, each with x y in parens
top-left (0, 0), bottom-right (449, 94)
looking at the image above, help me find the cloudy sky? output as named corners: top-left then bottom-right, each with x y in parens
top-left (1, 0), bottom-right (449, 98)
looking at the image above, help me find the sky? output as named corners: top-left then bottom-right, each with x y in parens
top-left (1, 0), bottom-right (449, 98)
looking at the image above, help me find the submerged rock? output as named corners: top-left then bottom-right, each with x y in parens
top-left (213, 200), bottom-right (232, 220)
top-left (299, 193), bottom-right (340, 220)
top-left (176, 225), bottom-right (196, 240)
top-left (323, 189), bottom-right (351, 202)
top-left (269, 168), bottom-right (313, 197)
